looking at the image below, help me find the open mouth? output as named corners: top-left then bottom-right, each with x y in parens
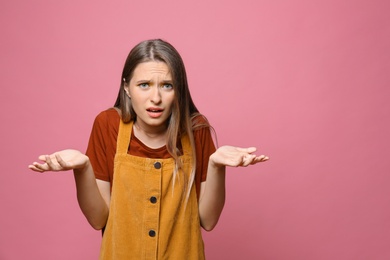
top-left (146, 108), bottom-right (164, 118)
top-left (147, 108), bottom-right (163, 113)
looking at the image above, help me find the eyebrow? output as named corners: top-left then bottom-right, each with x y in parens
top-left (135, 80), bottom-right (150, 84)
top-left (161, 80), bottom-right (173, 84)
top-left (135, 79), bottom-right (173, 84)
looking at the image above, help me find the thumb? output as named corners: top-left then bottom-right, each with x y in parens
top-left (38, 155), bottom-right (47, 161)
top-left (236, 147), bottom-right (257, 153)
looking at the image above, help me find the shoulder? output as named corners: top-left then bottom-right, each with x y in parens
top-left (94, 107), bottom-right (120, 122)
top-left (93, 108), bottom-right (121, 127)
top-left (89, 108), bottom-right (121, 139)
top-left (191, 114), bottom-right (215, 146)
top-left (191, 113), bottom-right (211, 129)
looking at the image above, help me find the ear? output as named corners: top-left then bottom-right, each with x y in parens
top-left (124, 86), bottom-right (131, 98)
top-left (123, 78), bottom-right (131, 98)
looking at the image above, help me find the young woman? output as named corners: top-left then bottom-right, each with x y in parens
top-left (29, 39), bottom-right (269, 259)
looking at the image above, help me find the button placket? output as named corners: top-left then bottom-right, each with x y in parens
top-left (150, 161), bottom-right (160, 205)
top-left (146, 160), bottom-right (161, 243)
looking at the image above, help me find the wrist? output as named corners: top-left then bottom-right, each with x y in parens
top-left (209, 153), bottom-right (224, 169)
top-left (74, 156), bottom-right (91, 175)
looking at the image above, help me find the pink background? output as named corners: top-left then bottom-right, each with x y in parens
top-left (1, 0), bottom-right (389, 259)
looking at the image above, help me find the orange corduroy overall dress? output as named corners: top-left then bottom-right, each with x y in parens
top-left (99, 121), bottom-right (205, 259)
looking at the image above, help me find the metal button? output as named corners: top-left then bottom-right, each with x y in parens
top-left (150, 196), bottom-right (157, 204)
top-left (154, 162), bottom-right (161, 169)
top-left (149, 230), bottom-right (156, 237)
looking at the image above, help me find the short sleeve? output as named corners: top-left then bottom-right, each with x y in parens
top-left (85, 109), bottom-right (120, 183)
top-left (193, 115), bottom-right (216, 196)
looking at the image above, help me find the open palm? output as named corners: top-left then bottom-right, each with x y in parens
top-left (29, 149), bottom-right (88, 173)
top-left (211, 146), bottom-right (269, 167)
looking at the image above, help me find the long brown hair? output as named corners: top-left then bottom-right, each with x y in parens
top-left (114, 39), bottom-right (208, 200)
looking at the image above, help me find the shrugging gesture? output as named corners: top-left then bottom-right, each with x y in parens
top-left (199, 145), bottom-right (269, 231)
top-left (27, 39), bottom-right (270, 258)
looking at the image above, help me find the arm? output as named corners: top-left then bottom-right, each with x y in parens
top-left (29, 149), bottom-right (110, 230)
top-left (198, 146), bottom-right (269, 231)
top-left (73, 161), bottom-right (110, 230)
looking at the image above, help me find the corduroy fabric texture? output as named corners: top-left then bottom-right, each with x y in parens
top-left (99, 121), bottom-right (205, 259)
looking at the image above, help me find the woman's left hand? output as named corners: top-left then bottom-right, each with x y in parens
top-left (209, 146), bottom-right (269, 168)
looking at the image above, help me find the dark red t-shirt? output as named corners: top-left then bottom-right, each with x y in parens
top-left (86, 108), bottom-right (216, 198)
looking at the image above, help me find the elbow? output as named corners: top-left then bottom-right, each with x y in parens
top-left (86, 214), bottom-right (108, 231)
top-left (202, 223), bottom-right (217, 232)
top-left (92, 225), bottom-right (102, 231)
top-left (80, 206), bottom-right (109, 231)
top-left (200, 217), bottom-right (220, 232)
top-left (89, 219), bottom-right (107, 230)
top-left (199, 205), bottom-right (225, 232)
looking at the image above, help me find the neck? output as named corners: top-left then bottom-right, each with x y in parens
top-left (133, 120), bottom-right (168, 148)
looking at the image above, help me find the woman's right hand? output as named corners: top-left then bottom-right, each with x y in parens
top-left (28, 149), bottom-right (89, 173)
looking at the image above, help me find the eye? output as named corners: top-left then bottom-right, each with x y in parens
top-left (162, 83), bottom-right (173, 90)
top-left (138, 83), bottom-right (149, 89)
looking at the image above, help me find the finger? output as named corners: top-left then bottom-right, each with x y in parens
top-left (236, 147), bottom-right (257, 154)
top-left (241, 154), bottom-right (257, 167)
top-left (31, 162), bottom-right (49, 172)
top-left (45, 155), bottom-right (59, 170)
top-left (259, 155), bottom-right (269, 161)
top-left (234, 147), bottom-right (256, 153)
top-left (28, 164), bottom-right (45, 173)
top-left (38, 155), bottom-right (47, 161)
top-left (55, 154), bottom-right (69, 169)
top-left (251, 155), bottom-right (269, 164)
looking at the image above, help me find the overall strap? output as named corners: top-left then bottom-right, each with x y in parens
top-left (116, 120), bottom-right (133, 155)
top-left (181, 133), bottom-right (193, 158)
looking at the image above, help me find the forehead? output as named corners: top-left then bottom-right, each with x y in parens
top-left (132, 61), bottom-right (172, 79)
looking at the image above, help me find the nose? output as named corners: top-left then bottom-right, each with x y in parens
top-left (150, 87), bottom-right (162, 104)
